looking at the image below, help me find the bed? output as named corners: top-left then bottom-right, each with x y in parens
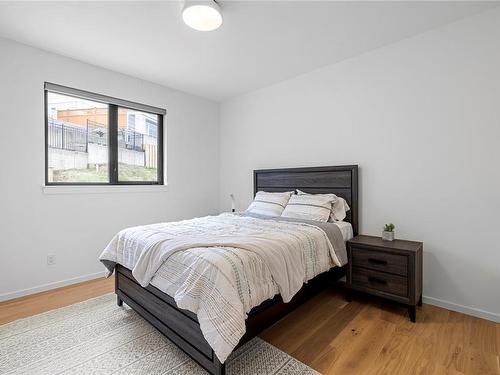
top-left (103, 165), bottom-right (358, 375)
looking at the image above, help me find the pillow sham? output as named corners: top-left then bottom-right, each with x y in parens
top-left (246, 191), bottom-right (293, 217)
top-left (296, 189), bottom-right (350, 221)
top-left (281, 193), bottom-right (335, 222)
top-left (331, 196), bottom-right (350, 221)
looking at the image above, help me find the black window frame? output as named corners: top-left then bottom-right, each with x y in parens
top-left (44, 82), bottom-right (165, 186)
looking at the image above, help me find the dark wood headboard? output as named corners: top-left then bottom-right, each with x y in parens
top-left (253, 165), bottom-right (359, 235)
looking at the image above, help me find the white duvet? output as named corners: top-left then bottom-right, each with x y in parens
top-left (100, 213), bottom-right (345, 363)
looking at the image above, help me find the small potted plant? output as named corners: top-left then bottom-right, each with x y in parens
top-left (382, 223), bottom-right (395, 241)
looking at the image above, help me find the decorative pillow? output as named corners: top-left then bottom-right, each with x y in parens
top-left (296, 190), bottom-right (350, 221)
top-left (281, 193), bottom-right (336, 222)
top-left (246, 191), bottom-right (293, 217)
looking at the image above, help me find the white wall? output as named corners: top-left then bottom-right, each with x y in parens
top-left (0, 37), bottom-right (220, 300)
top-left (219, 9), bottom-right (500, 321)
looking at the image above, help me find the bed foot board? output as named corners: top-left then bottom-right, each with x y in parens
top-left (115, 266), bottom-right (225, 375)
top-left (114, 264), bottom-right (344, 375)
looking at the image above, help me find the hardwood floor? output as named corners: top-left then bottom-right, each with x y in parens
top-left (261, 288), bottom-right (500, 375)
top-left (0, 277), bottom-right (114, 325)
top-left (1, 278), bottom-right (498, 375)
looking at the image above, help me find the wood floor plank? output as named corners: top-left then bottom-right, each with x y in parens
top-left (463, 347), bottom-right (500, 375)
top-left (328, 316), bottom-right (397, 375)
top-left (468, 315), bottom-right (498, 355)
top-left (497, 325), bottom-right (500, 356)
top-left (371, 307), bottom-right (446, 375)
top-left (1, 276), bottom-right (499, 375)
top-left (430, 365), bottom-right (467, 375)
top-left (292, 299), bottom-right (365, 368)
top-left (308, 304), bottom-right (375, 374)
top-left (259, 289), bottom-right (347, 353)
top-left (429, 310), bottom-right (470, 373)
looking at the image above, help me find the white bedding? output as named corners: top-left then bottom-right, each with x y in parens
top-left (100, 213), bottom-right (347, 363)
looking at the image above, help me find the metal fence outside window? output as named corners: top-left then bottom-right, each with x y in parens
top-left (47, 119), bottom-right (153, 153)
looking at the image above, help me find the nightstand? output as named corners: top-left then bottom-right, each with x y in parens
top-left (346, 235), bottom-right (423, 322)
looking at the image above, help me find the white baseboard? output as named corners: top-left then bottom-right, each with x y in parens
top-left (0, 271), bottom-right (108, 302)
top-left (423, 295), bottom-right (500, 323)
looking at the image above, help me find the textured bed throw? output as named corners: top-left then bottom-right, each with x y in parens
top-left (100, 213), bottom-right (346, 363)
top-left (0, 294), bottom-right (320, 375)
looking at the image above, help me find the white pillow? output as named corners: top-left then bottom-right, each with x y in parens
top-left (281, 193), bottom-right (335, 222)
top-left (296, 190), bottom-right (350, 221)
top-left (246, 191), bottom-right (293, 217)
top-left (331, 196), bottom-right (350, 221)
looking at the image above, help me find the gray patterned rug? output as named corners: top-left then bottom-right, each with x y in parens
top-left (0, 294), bottom-right (319, 375)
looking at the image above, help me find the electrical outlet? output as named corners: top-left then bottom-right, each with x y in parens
top-left (47, 254), bottom-right (56, 266)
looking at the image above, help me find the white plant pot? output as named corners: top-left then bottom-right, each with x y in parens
top-left (382, 231), bottom-right (395, 241)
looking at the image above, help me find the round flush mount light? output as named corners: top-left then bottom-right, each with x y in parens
top-left (182, 0), bottom-right (222, 32)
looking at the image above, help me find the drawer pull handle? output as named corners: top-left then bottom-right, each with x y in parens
top-left (368, 258), bottom-right (387, 266)
top-left (368, 277), bottom-right (387, 285)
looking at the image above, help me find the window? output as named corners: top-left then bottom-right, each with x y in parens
top-left (118, 108), bottom-right (159, 183)
top-left (45, 83), bottom-right (164, 185)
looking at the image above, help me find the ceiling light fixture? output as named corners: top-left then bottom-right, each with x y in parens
top-left (182, 0), bottom-right (222, 32)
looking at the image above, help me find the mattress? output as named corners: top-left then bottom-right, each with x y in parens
top-left (334, 221), bottom-right (354, 242)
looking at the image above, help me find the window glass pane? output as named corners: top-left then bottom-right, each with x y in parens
top-left (117, 108), bottom-right (159, 182)
top-left (47, 92), bottom-right (109, 183)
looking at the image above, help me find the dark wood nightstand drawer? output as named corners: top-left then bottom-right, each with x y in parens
top-left (351, 267), bottom-right (408, 297)
top-left (351, 246), bottom-right (408, 276)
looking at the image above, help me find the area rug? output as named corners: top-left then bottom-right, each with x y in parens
top-left (0, 293), bottom-right (319, 375)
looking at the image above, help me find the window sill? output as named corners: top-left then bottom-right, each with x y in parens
top-left (42, 184), bottom-right (169, 195)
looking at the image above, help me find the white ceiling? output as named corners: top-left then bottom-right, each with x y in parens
top-left (0, 1), bottom-right (497, 101)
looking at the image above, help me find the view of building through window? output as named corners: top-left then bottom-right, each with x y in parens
top-left (47, 92), bottom-right (159, 183)
top-left (118, 107), bottom-right (158, 182)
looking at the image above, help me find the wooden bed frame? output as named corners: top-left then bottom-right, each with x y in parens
top-left (115, 165), bottom-right (358, 375)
